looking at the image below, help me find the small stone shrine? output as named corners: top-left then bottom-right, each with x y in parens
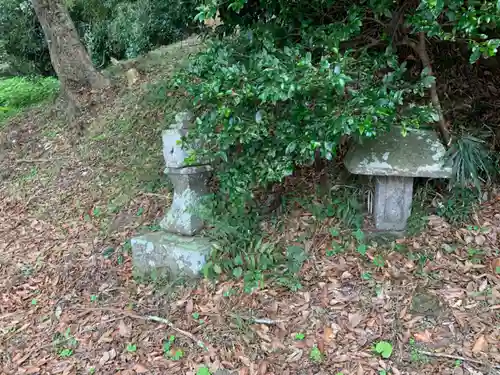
top-left (345, 126), bottom-right (452, 232)
top-left (131, 112), bottom-right (212, 278)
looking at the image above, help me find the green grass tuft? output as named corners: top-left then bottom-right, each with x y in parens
top-left (0, 76), bottom-right (59, 124)
top-left (447, 135), bottom-right (498, 191)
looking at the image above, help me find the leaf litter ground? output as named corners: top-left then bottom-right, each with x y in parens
top-left (1, 38), bottom-right (500, 375)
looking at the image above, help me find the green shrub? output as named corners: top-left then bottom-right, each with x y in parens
top-left (199, 196), bottom-right (277, 289)
top-left (197, 194), bottom-right (305, 292)
top-left (304, 185), bottom-right (363, 228)
top-left (182, 1), bottom-right (500, 205)
top-left (0, 76), bottom-right (59, 122)
top-left (79, 0), bottom-right (200, 64)
top-left (0, 0), bottom-right (51, 75)
top-left (176, 31), bottom-right (434, 206)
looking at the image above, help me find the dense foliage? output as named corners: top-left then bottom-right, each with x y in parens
top-left (0, 0), bottom-right (50, 75)
top-left (0, 0), bottom-right (199, 75)
top-left (73, 0), bottom-right (200, 65)
top-left (179, 0), bottom-right (500, 204)
top-left (178, 30), bottom-right (435, 204)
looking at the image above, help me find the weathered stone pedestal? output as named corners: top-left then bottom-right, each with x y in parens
top-left (131, 112), bottom-right (213, 279)
top-left (160, 166), bottom-right (212, 236)
top-left (345, 127), bottom-right (452, 233)
top-left (131, 232), bottom-right (211, 278)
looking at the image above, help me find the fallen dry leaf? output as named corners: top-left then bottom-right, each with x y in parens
top-left (472, 335), bottom-right (488, 353)
top-left (238, 355), bottom-right (251, 367)
top-left (348, 313), bottom-right (363, 329)
top-left (323, 326), bottom-right (334, 344)
top-left (414, 330), bottom-right (433, 343)
top-left (492, 258), bottom-right (500, 277)
top-left (317, 337), bottom-right (325, 353)
top-left (478, 278), bottom-right (488, 292)
top-left (185, 299), bottom-right (194, 314)
top-left (133, 364), bottom-right (149, 373)
top-left (99, 351), bottom-right (110, 366)
top-left (24, 367), bottom-right (41, 374)
top-left (118, 319), bottom-right (131, 337)
top-left (474, 235), bottom-right (486, 246)
top-left (258, 361), bottom-right (268, 375)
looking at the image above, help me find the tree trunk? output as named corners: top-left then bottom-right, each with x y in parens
top-left (31, 0), bottom-right (109, 107)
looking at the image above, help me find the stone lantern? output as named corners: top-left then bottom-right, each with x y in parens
top-left (131, 112), bottom-right (213, 279)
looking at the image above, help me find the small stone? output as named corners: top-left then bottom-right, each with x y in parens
top-left (410, 291), bottom-right (447, 318)
top-left (125, 68), bottom-right (139, 87)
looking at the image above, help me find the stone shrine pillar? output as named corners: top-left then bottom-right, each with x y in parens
top-left (131, 112), bottom-right (212, 279)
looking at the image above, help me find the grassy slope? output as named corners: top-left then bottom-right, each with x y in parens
top-left (0, 36), bottom-right (202, 231)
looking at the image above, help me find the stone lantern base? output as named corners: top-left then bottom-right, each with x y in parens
top-left (131, 232), bottom-right (212, 279)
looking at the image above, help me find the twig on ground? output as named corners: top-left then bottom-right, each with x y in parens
top-left (141, 192), bottom-right (170, 199)
top-left (76, 307), bottom-right (211, 352)
top-left (16, 158), bottom-right (60, 163)
top-left (419, 351), bottom-right (500, 370)
top-left (463, 363), bottom-right (483, 375)
top-left (240, 317), bottom-right (284, 325)
top-left (0, 312), bottom-right (24, 321)
top-left (25, 194), bottom-right (37, 206)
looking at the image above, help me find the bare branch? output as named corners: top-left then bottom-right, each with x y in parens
top-left (76, 307), bottom-right (212, 352)
top-left (406, 32), bottom-right (452, 147)
top-left (364, 17), bottom-right (388, 29)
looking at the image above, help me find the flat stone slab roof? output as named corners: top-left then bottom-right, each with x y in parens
top-left (345, 127), bottom-right (452, 178)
